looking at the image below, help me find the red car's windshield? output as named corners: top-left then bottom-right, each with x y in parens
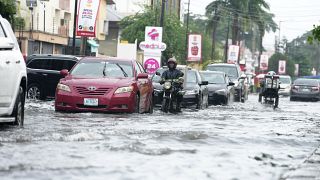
top-left (71, 61), bottom-right (133, 78)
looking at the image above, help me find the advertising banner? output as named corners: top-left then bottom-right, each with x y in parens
top-left (260, 55), bottom-right (269, 71)
top-left (278, 60), bottom-right (286, 74)
top-left (140, 27), bottom-right (166, 75)
top-left (76, 0), bottom-right (101, 37)
top-left (187, 34), bottom-right (202, 62)
top-left (294, 64), bottom-right (299, 76)
top-left (227, 45), bottom-right (240, 64)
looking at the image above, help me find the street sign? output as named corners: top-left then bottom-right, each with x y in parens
top-left (260, 55), bottom-right (269, 71)
top-left (187, 34), bottom-right (202, 62)
top-left (278, 60), bottom-right (286, 74)
top-left (227, 45), bottom-right (239, 64)
top-left (26, 0), bottom-right (37, 7)
top-left (76, 0), bottom-right (101, 37)
top-left (144, 57), bottom-right (161, 75)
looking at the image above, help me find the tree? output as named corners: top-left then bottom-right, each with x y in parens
top-left (119, 6), bottom-right (186, 64)
top-left (308, 25), bottom-right (320, 44)
top-left (0, 0), bottom-right (17, 23)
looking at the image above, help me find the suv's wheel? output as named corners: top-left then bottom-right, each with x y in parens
top-left (13, 87), bottom-right (24, 126)
top-left (27, 84), bottom-right (43, 100)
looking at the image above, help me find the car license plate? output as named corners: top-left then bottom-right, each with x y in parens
top-left (84, 98), bottom-right (98, 106)
top-left (302, 89), bottom-right (310, 92)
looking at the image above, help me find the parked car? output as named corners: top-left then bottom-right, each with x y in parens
top-left (152, 65), bottom-right (188, 105)
top-left (290, 78), bottom-right (320, 101)
top-left (183, 69), bottom-right (209, 109)
top-left (26, 54), bottom-right (79, 100)
top-left (279, 75), bottom-right (292, 96)
top-left (55, 57), bottom-right (153, 113)
top-left (200, 71), bottom-right (235, 105)
top-left (206, 63), bottom-right (247, 102)
top-left (0, 15), bottom-right (27, 126)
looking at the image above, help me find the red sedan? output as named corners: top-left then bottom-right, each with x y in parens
top-left (55, 57), bottom-right (153, 113)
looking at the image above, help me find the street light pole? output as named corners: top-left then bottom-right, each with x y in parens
top-left (72, 0), bottom-right (78, 55)
top-left (160, 0), bottom-right (167, 27)
top-left (224, 15), bottom-right (231, 63)
top-left (185, 0), bottom-right (190, 60)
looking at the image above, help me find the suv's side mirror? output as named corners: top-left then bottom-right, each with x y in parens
top-left (60, 69), bottom-right (69, 77)
top-left (228, 82), bottom-right (235, 86)
top-left (0, 38), bottom-right (15, 50)
top-left (200, 81), bottom-right (209, 86)
top-left (137, 73), bottom-right (149, 79)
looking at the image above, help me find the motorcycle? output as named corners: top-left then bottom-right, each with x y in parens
top-left (258, 74), bottom-right (280, 109)
top-left (161, 78), bottom-right (185, 113)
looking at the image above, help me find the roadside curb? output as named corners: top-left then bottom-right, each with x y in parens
top-left (280, 145), bottom-right (320, 179)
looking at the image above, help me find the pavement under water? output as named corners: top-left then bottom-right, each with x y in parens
top-left (0, 95), bottom-right (319, 180)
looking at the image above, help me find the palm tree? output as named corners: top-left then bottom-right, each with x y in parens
top-left (206, 0), bottom-right (226, 60)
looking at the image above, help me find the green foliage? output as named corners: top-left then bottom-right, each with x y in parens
top-left (13, 17), bottom-right (25, 30)
top-left (0, 0), bottom-right (17, 22)
top-left (119, 6), bottom-right (186, 64)
top-left (308, 25), bottom-right (320, 44)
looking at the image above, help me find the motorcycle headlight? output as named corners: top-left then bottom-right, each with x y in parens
top-left (57, 83), bottom-right (71, 92)
top-left (114, 86), bottom-right (134, 94)
top-left (164, 82), bottom-right (172, 90)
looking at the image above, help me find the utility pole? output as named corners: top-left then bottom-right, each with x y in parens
top-left (72, 0), bottom-right (78, 55)
top-left (185, 0), bottom-right (190, 60)
top-left (224, 15), bottom-right (231, 63)
top-left (160, 0), bottom-right (167, 27)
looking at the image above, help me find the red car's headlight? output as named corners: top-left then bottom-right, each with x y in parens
top-left (114, 86), bottom-right (134, 94)
top-left (57, 83), bottom-right (71, 93)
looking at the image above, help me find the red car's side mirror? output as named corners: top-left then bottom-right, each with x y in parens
top-left (137, 73), bottom-right (149, 79)
top-left (60, 69), bottom-right (69, 77)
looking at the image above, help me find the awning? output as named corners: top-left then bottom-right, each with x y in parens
top-left (87, 39), bottom-right (99, 47)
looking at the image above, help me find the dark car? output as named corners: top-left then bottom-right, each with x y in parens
top-left (183, 69), bottom-right (209, 109)
top-left (206, 63), bottom-right (247, 102)
top-left (152, 67), bottom-right (209, 109)
top-left (200, 71), bottom-right (235, 105)
top-left (290, 78), bottom-right (320, 101)
top-left (26, 54), bottom-right (79, 100)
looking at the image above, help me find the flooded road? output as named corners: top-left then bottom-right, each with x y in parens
top-left (0, 95), bottom-right (319, 180)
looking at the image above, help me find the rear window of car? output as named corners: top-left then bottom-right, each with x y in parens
top-left (294, 79), bottom-right (319, 86)
top-left (27, 59), bottom-right (51, 70)
top-left (280, 76), bottom-right (291, 84)
top-left (152, 69), bottom-right (166, 82)
top-left (207, 66), bottom-right (238, 79)
top-left (50, 59), bottom-right (77, 71)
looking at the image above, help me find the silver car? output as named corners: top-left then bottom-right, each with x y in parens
top-left (290, 78), bottom-right (320, 101)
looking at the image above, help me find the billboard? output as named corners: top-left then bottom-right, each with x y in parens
top-left (76, 0), bottom-right (101, 37)
top-left (260, 55), bottom-right (269, 71)
top-left (278, 60), bottom-right (286, 74)
top-left (187, 34), bottom-right (202, 62)
top-left (227, 45), bottom-right (240, 64)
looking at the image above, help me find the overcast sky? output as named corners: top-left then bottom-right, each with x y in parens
top-left (188, 0), bottom-right (320, 50)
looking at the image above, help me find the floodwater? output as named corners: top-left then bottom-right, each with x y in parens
top-left (0, 95), bottom-right (319, 180)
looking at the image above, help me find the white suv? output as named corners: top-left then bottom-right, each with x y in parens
top-left (0, 15), bottom-right (27, 126)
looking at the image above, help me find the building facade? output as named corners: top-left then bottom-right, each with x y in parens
top-left (15, 0), bottom-right (108, 56)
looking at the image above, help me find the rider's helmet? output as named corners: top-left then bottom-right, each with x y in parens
top-left (267, 71), bottom-right (276, 76)
top-left (167, 57), bottom-right (177, 70)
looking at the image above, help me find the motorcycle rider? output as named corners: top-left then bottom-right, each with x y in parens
top-left (160, 57), bottom-right (184, 111)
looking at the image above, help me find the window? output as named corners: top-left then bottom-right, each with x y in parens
top-left (0, 23), bottom-right (6, 37)
top-left (135, 62), bottom-right (143, 74)
top-left (50, 59), bottom-right (77, 71)
top-left (187, 71), bottom-right (197, 83)
top-left (27, 59), bottom-right (51, 70)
